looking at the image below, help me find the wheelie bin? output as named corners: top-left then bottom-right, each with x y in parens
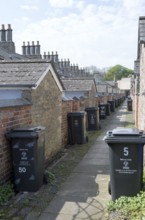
top-left (104, 127), bottom-right (145, 201)
top-left (127, 97), bottom-right (132, 111)
top-left (105, 103), bottom-right (111, 116)
top-left (85, 107), bottom-right (100, 130)
top-left (68, 111), bottom-right (87, 144)
top-left (108, 100), bottom-right (115, 112)
top-left (6, 126), bottom-right (45, 192)
top-left (99, 104), bottom-right (106, 119)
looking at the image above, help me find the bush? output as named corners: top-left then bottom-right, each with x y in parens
top-left (107, 170), bottom-right (145, 219)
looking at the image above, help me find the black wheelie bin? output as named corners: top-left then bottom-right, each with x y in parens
top-left (68, 111), bottom-right (88, 144)
top-left (127, 96), bottom-right (132, 111)
top-left (85, 107), bottom-right (100, 131)
top-left (105, 103), bottom-right (111, 116)
top-left (108, 100), bottom-right (115, 112)
top-left (6, 126), bottom-right (45, 192)
top-left (104, 127), bottom-right (145, 201)
top-left (99, 104), bottom-right (106, 119)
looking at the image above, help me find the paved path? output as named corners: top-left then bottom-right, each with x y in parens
top-left (38, 101), bottom-right (134, 220)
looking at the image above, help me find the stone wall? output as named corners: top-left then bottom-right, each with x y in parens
top-left (0, 105), bottom-right (32, 183)
top-left (28, 70), bottom-right (62, 164)
top-left (88, 83), bottom-right (97, 107)
top-left (137, 44), bottom-right (145, 130)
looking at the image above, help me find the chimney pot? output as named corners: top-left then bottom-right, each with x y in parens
top-left (35, 41), bottom-right (40, 55)
top-left (22, 41), bottom-right (26, 55)
top-left (30, 41), bottom-right (35, 55)
top-left (26, 41), bottom-right (30, 55)
top-left (6, 24), bottom-right (12, 41)
top-left (43, 52), bottom-right (46, 59)
top-left (0, 24), bottom-right (6, 41)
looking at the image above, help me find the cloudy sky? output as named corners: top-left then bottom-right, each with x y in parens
top-left (1, 0), bottom-right (145, 69)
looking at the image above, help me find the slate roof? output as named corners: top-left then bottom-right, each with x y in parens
top-left (106, 81), bottom-right (117, 87)
top-left (96, 82), bottom-right (108, 93)
top-left (61, 78), bottom-right (96, 91)
top-left (0, 60), bottom-right (52, 87)
top-left (0, 98), bottom-right (31, 108)
top-left (0, 47), bottom-right (27, 60)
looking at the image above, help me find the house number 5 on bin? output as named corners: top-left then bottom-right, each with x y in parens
top-left (123, 147), bottom-right (129, 156)
top-left (19, 167), bottom-right (26, 173)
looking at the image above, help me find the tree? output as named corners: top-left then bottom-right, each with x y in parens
top-left (103, 65), bottom-right (133, 81)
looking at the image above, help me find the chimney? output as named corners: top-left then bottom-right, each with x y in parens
top-left (6, 24), bottom-right (12, 42)
top-left (64, 59), bottom-right (67, 67)
top-left (75, 64), bottom-right (79, 71)
top-left (67, 59), bottom-right (70, 67)
top-left (43, 52), bottom-right (46, 59)
top-left (54, 51), bottom-right (59, 62)
top-left (30, 41), bottom-right (35, 55)
top-left (0, 24), bottom-right (6, 41)
top-left (35, 41), bottom-right (40, 55)
top-left (26, 41), bottom-right (30, 55)
top-left (50, 51), bottom-right (54, 62)
top-left (22, 42), bottom-right (26, 55)
top-left (59, 59), bottom-right (63, 68)
top-left (47, 52), bottom-right (51, 60)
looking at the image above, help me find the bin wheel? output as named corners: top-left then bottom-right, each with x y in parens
top-left (43, 174), bottom-right (48, 184)
top-left (108, 181), bottom-right (111, 195)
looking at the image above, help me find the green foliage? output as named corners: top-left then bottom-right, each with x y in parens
top-left (0, 183), bottom-right (14, 206)
top-left (45, 170), bottom-right (57, 186)
top-left (104, 65), bottom-right (133, 81)
top-left (107, 170), bottom-right (145, 219)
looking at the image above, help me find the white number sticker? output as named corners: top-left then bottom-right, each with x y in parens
top-left (18, 167), bottom-right (26, 173)
top-left (123, 147), bottom-right (129, 156)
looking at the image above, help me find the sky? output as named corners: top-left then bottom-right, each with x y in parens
top-left (1, 0), bottom-right (145, 70)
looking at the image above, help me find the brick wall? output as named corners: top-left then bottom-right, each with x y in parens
top-left (0, 105), bottom-right (32, 183)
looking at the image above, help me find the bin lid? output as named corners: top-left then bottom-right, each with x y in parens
top-left (67, 111), bottom-right (86, 117)
top-left (5, 126), bottom-right (45, 139)
top-left (99, 104), bottom-right (106, 106)
top-left (104, 127), bottom-right (145, 144)
top-left (85, 107), bottom-right (99, 111)
top-left (112, 127), bottom-right (142, 136)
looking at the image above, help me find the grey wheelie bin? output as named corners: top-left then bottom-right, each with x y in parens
top-left (104, 127), bottom-right (145, 201)
top-left (68, 111), bottom-right (88, 145)
top-left (85, 107), bottom-right (100, 131)
top-left (6, 126), bottom-right (45, 192)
